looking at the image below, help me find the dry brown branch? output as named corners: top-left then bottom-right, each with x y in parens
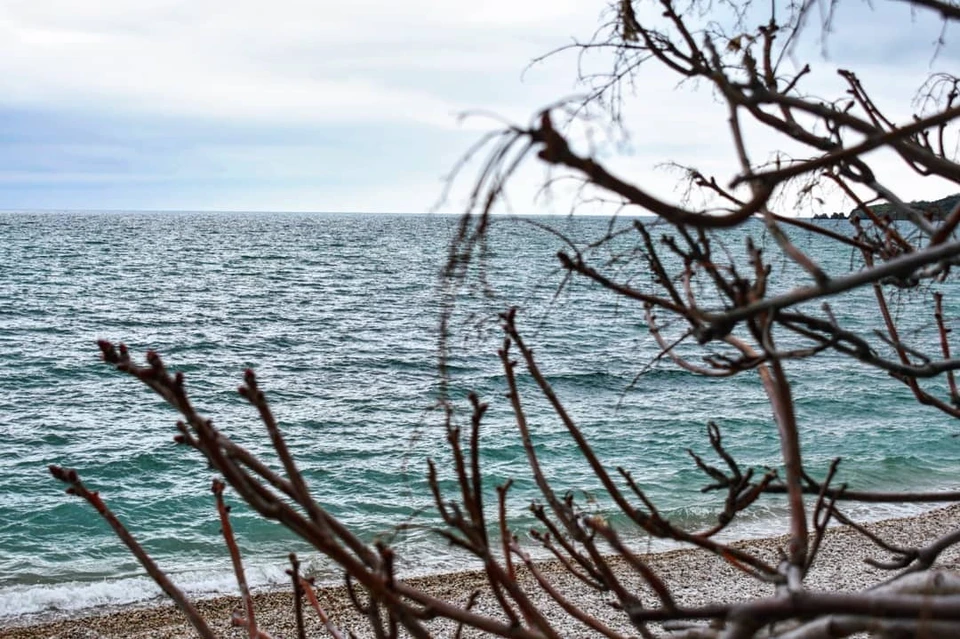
top-left (230, 611), bottom-right (276, 639)
top-left (288, 554), bottom-right (307, 639)
top-left (49, 1), bottom-right (960, 638)
top-left (511, 541), bottom-right (633, 639)
top-left (213, 479), bottom-right (258, 639)
top-left (301, 577), bottom-right (347, 639)
top-left (48, 466), bottom-right (218, 639)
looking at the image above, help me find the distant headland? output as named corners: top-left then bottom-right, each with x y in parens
top-left (812, 192), bottom-right (960, 220)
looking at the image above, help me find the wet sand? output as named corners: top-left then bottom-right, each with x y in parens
top-left (4, 505), bottom-right (959, 638)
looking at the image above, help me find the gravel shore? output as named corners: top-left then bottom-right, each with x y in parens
top-left (4, 505), bottom-right (960, 639)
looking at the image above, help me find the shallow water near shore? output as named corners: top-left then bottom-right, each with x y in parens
top-left (6, 505), bottom-right (960, 638)
top-left (1, 211), bottom-right (959, 621)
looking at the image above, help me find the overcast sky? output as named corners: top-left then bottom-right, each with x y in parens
top-left (0, 0), bottom-right (956, 214)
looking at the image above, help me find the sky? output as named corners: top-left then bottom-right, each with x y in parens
top-left (0, 0), bottom-right (957, 214)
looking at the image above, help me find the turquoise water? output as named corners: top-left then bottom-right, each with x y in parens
top-left (1, 211), bottom-right (959, 620)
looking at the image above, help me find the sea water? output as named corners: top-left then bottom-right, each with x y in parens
top-left (1, 211), bottom-right (958, 621)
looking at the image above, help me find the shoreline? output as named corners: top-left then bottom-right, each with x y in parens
top-left (3, 504), bottom-right (960, 638)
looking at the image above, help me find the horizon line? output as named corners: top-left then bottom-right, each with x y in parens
top-left (0, 208), bottom-right (813, 219)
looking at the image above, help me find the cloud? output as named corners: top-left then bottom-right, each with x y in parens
top-left (0, 1), bottom-right (592, 126)
top-left (0, 0), bottom-right (954, 212)
top-left (0, 1), bottom-right (603, 210)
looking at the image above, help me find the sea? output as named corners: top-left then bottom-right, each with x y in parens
top-left (1, 211), bottom-right (959, 623)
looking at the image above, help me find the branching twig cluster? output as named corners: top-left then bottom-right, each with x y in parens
top-left (50, 0), bottom-right (960, 637)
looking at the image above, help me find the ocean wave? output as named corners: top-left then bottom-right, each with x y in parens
top-left (0, 561), bottom-right (289, 622)
top-left (3, 212), bottom-right (960, 617)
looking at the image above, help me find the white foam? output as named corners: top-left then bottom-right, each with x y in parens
top-left (1, 503), bottom-right (942, 625)
top-left (0, 562), bottom-right (292, 623)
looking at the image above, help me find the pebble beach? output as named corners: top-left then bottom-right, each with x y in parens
top-left (3, 505), bottom-right (959, 639)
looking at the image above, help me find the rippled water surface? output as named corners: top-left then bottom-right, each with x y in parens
top-left (1, 211), bottom-right (959, 620)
